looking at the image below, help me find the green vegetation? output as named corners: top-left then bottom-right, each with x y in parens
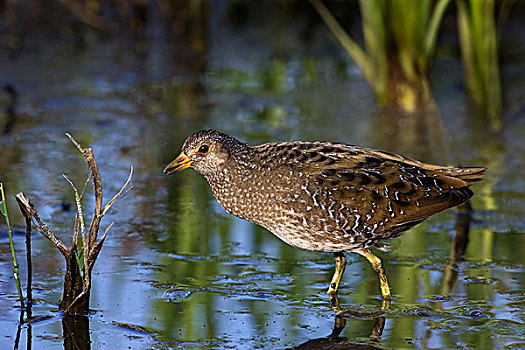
top-left (311, 0), bottom-right (506, 132)
top-left (0, 183), bottom-right (25, 311)
top-left (457, 0), bottom-right (503, 132)
top-left (310, 0), bottom-right (451, 112)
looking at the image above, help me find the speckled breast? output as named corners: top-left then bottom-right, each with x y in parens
top-left (207, 164), bottom-right (367, 253)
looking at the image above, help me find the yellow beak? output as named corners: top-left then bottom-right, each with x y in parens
top-left (163, 152), bottom-right (192, 175)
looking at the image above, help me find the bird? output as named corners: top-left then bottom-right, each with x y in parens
top-left (164, 129), bottom-right (485, 300)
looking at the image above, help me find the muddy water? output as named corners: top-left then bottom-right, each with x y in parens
top-left (1, 4), bottom-right (524, 349)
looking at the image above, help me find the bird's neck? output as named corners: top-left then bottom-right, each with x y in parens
top-left (204, 145), bottom-right (260, 219)
top-left (205, 144), bottom-right (256, 183)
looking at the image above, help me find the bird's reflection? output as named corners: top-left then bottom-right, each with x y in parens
top-left (289, 294), bottom-right (387, 349)
top-left (329, 293), bottom-right (391, 314)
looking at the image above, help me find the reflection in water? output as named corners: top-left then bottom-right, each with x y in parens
top-left (2, 84), bottom-right (17, 134)
top-left (13, 314), bottom-right (91, 350)
top-left (13, 311), bottom-right (25, 350)
top-left (62, 316), bottom-right (90, 350)
top-left (369, 102), bottom-right (446, 163)
top-left (330, 293), bottom-right (390, 315)
top-left (289, 308), bottom-right (385, 350)
top-left (440, 202), bottom-right (472, 298)
top-left (331, 293), bottom-right (388, 339)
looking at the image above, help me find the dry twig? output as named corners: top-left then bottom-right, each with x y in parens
top-left (16, 133), bottom-right (133, 314)
top-left (16, 193), bottom-right (69, 257)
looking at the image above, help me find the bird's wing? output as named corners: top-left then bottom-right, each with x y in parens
top-left (282, 142), bottom-right (484, 234)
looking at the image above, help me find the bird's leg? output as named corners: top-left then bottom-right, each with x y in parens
top-left (329, 292), bottom-right (343, 314)
top-left (354, 248), bottom-right (391, 300)
top-left (327, 252), bottom-right (347, 296)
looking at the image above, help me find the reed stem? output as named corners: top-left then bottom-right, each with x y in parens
top-left (0, 183), bottom-right (25, 312)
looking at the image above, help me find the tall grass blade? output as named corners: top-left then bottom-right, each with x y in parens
top-left (311, 0), bottom-right (452, 111)
top-left (358, 0), bottom-right (388, 103)
top-left (309, 0), bottom-right (374, 89)
top-left (422, 0), bottom-right (452, 64)
top-left (0, 183), bottom-right (25, 312)
top-left (458, 0), bottom-right (502, 131)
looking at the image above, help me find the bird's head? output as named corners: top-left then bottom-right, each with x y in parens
top-left (163, 129), bottom-right (247, 177)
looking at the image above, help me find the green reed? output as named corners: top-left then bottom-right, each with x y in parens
top-left (457, 0), bottom-right (503, 132)
top-left (310, 0), bottom-right (451, 112)
top-left (0, 183), bottom-right (25, 311)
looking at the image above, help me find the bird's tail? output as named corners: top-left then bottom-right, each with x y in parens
top-left (455, 167), bottom-right (486, 184)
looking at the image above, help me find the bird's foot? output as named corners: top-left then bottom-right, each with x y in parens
top-left (328, 291), bottom-right (343, 314)
top-left (380, 297), bottom-right (391, 311)
top-left (326, 281), bottom-right (339, 296)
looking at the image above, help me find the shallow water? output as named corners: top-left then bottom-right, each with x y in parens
top-left (1, 3), bottom-right (524, 349)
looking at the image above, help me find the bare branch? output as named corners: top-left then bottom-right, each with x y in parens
top-left (62, 174), bottom-right (86, 252)
top-left (62, 174), bottom-right (85, 239)
top-left (72, 175), bottom-right (90, 250)
top-left (16, 192), bottom-right (69, 257)
top-left (84, 148), bottom-right (103, 248)
top-left (15, 192), bottom-right (32, 219)
top-left (32, 216), bottom-right (69, 256)
top-left (63, 289), bottom-right (87, 314)
top-left (88, 222), bottom-right (114, 262)
top-left (79, 175), bottom-right (91, 200)
top-left (66, 134), bottom-right (103, 249)
top-left (72, 213), bottom-right (79, 251)
top-left (81, 209), bottom-right (89, 298)
top-left (65, 133), bottom-right (83, 153)
top-left (102, 166), bottom-right (133, 216)
top-left (100, 222), bottom-right (114, 244)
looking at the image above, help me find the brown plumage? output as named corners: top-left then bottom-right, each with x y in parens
top-left (164, 129), bottom-right (485, 300)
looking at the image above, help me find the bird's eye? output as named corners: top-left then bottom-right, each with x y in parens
top-left (198, 144), bottom-right (209, 153)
